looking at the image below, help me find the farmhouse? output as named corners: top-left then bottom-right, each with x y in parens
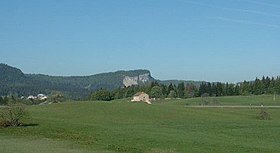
top-left (131, 92), bottom-right (151, 104)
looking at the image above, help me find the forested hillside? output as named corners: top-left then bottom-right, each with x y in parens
top-left (0, 64), bottom-right (154, 99)
top-left (1, 63), bottom-right (279, 101)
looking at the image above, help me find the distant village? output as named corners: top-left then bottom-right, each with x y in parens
top-left (26, 94), bottom-right (48, 101)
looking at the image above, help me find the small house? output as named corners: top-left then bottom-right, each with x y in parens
top-left (131, 92), bottom-right (151, 104)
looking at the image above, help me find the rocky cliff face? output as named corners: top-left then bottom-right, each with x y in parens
top-left (123, 73), bottom-right (152, 87)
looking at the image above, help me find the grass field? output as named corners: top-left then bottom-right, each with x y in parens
top-left (1, 95), bottom-right (280, 153)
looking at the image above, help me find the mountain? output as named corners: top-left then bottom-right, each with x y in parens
top-left (0, 64), bottom-right (205, 99)
top-left (26, 69), bottom-right (154, 91)
top-left (0, 64), bottom-right (155, 99)
top-left (0, 64), bottom-right (25, 83)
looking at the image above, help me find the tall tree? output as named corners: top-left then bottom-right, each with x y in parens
top-left (206, 82), bottom-right (212, 96)
top-left (167, 83), bottom-right (175, 94)
top-left (177, 82), bottom-right (185, 98)
top-left (263, 76), bottom-right (271, 93)
top-left (241, 81), bottom-right (251, 95)
top-left (227, 84), bottom-right (235, 96)
top-left (185, 84), bottom-right (197, 98)
top-left (234, 84), bottom-right (240, 95)
top-left (224, 83), bottom-right (229, 96)
top-left (216, 82), bottom-right (223, 96)
top-left (253, 78), bottom-right (264, 95)
top-left (168, 90), bottom-right (177, 99)
top-left (198, 82), bottom-right (207, 96)
top-left (150, 86), bottom-right (162, 99)
top-left (211, 83), bottom-right (217, 97)
top-left (268, 77), bottom-right (276, 94)
top-left (160, 84), bottom-right (168, 98)
top-left (275, 77), bottom-right (280, 94)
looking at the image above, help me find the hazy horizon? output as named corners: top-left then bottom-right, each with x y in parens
top-left (1, 0), bottom-right (280, 83)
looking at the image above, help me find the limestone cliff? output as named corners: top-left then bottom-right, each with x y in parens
top-left (123, 73), bottom-right (152, 87)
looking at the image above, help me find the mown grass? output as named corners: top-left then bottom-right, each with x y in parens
top-left (1, 95), bottom-right (280, 153)
top-left (168, 94), bottom-right (280, 106)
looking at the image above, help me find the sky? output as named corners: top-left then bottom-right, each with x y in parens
top-left (1, 0), bottom-right (280, 83)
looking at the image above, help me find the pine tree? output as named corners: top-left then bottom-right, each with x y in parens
top-left (227, 84), bottom-right (235, 96)
top-left (275, 77), bottom-right (280, 94)
top-left (216, 82), bottom-right (223, 96)
top-left (206, 83), bottom-right (212, 96)
top-left (268, 77), bottom-right (275, 94)
top-left (241, 81), bottom-right (251, 95)
top-left (211, 83), bottom-right (218, 97)
top-left (177, 82), bottom-right (185, 98)
top-left (198, 82), bottom-right (206, 96)
top-left (264, 76), bottom-right (271, 93)
top-left (234, 84), bottom-right (240, 95)
top-left (161, 84), bottom-right (168, 98)
top-left (253, 78), bottom-right (264, 95)
top-left (225, 83), bottom-right (229, 96)
top-left (167, 83), bottom-right (175, 94)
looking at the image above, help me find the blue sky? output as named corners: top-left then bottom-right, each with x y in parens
top-left (1, 0), bottom-right (280, 82)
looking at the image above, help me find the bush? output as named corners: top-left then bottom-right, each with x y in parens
top-left (48, 91), bottom-right (66, 103)
top-left (257, 108), bottom-right (271, 120)
top-left (0, 102), bottom-right (27, 127)
top-left (91, 89), bottom-right (113, 101)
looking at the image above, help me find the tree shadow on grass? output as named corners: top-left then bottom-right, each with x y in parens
top-left (21, 123), bottom-right (39, 127)
top-left (0, 123), bottom-right (39, 128)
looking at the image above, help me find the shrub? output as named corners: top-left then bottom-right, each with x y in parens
top-left (257, 108), bottom-right (271, 120)
top-left (48, 91), bottom-right (66, 103)
top-left (0, 102), bottom-right (27, 127)
top-left (91, 89), bottom-right (113, 101)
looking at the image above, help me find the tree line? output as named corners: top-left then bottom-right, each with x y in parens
top-left (199, 76), bottom-right (280, 97)
top-left (2, 76), bottom-right (280, 103)
top-left (90, 76), bottom-right (280, 101)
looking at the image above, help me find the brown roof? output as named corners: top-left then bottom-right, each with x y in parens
top-left (134, 92), bottom-right (148, 96)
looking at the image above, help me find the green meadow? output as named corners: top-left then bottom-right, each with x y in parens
top-left (1, 95), bottom-right (280, 153)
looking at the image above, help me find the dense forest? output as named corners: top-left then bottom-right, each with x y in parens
top-left (91, 76), bottom-right (280, 101)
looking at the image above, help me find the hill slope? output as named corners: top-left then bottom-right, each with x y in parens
top-left (0, 63), bottom-right (204, 99)
top-left (0, 64), bottom-right (155, 98)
